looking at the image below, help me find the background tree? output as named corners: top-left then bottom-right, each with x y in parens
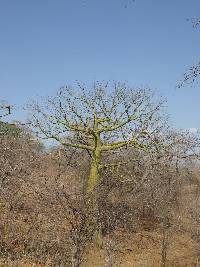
top-left (0, 102), bottom-right (11, 119)
top-left (29, 81), bottom-right (167, 239)
top-left (0, 102), bottom-right (21, 136)
top-left (179, 17), bottom-right (200, 87)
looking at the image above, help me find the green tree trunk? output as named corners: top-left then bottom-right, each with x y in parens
top-left (87, 154), bottom-right (100, 193)
top-left (85, 148), bottom-right (101, 241)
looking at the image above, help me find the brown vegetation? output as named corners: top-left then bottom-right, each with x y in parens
top-left (1, 85), bottom-right (200, 266)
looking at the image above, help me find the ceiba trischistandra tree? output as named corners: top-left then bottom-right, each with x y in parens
top-left (30, 81), bottom-right (165, 238)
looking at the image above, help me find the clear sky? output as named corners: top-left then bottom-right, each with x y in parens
top-left (0, 0), bottom-right (200, 130)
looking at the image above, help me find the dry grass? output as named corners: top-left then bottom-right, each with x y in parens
top-left (81, 230), bottom-right (197, 267)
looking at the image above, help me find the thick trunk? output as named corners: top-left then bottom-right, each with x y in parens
top-left (87, 156), bottom-right (100, 193)
top-left (85, 149), bottom-right (101, 240)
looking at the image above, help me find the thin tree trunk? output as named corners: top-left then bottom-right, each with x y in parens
top-left (161, 217), bottom-right (169, 267)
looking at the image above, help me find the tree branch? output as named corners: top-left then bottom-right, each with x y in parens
top-left (98, 115), bottom-right (137, 133)
top-left (51, 135), bottom-right (94, 151)
top-left (101, 139), bottom-right (145, 151)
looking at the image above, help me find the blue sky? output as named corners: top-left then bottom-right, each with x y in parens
top-left (0, 0), bottom-right (200, 130)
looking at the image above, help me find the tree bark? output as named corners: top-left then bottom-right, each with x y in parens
top-left (85, 147), bottom-right (101, 240)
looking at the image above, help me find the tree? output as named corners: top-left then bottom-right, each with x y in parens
top-left (29, 81), bottom-right (166, 239)
top-left (179, 59), bottom-right (200, 87)
top-left (0, 121), bottom-right (22, 137)
top-left (178, 17), bottom-right (200, 87)
top-left (0, 102), bottom-right (21, 136)
top-left (0, 103), bottom-right (11, 119)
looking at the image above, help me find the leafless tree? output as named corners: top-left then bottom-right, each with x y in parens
top-left (178, 17), bottom-right (200, 87)
top-left (28, 81), bottom-right (167, 241)
top-left (0, 103), bottom-right (11, 119)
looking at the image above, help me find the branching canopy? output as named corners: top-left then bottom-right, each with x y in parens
top-left (29, 82), bottom-right (167, 157)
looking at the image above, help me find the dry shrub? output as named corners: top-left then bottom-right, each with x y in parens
top-left (1, 125), bottom-right (200, 266)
